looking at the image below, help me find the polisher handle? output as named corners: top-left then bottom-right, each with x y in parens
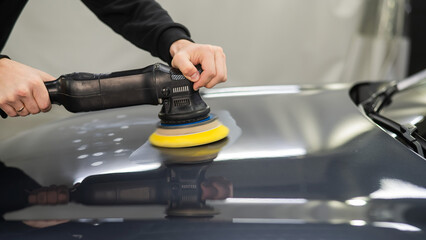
top-left (46, 66), bottom-right (160, 113)
top-left (0, 64), bottom-right (179, 118)
top-left (0, 66), bottom-right (159, 118)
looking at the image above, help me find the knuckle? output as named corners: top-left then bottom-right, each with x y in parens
top-left (208, 45), bottom-right (215, 53)
top-left (172, 52), bottom-right (187, 63)
top-left (215, 46), bottom-right (224, 53)
top-left (173, 52), bottom-right (185, 60)
top-left (222, 52), bottom-right (227, 60)
top-left (207, 70), bottom-right (216, 78)
top-left (27, 76), bottom-right (39, 85)
top-left (5, 95), bottom-right (17, 103)
top-left (182, 66), bottom-right (195, 75)
top-left (202, 44), bottom-right (214, 53)
top-left (40, 102), bottom-right (51, 111)
top-left (218, 73), bottom-right (227, 82)
top-left (15, 86), bottom-right (31, 98)
top-left (171, 56), bottom-right (182, 67)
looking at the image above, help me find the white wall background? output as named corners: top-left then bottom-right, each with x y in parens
top-left (3, 0), bottom-right (366, 86)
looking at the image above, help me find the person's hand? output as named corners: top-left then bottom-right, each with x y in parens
top-left (170, 39), bottom-right (227, 90)
top-left (0, 58), bottom-right (54, 117)
top-left (28, 185), bottom-right (70, 205)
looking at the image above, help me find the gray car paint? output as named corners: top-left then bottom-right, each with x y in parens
top-left (0, 84), bottom-right (425, 239)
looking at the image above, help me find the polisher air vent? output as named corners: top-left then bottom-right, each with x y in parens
top-left (170, 69), bottom-right (186, 80)
top-left (173, 86), bottom-right (189, 93)
top-left (173, 98), bottom-right (190, 107)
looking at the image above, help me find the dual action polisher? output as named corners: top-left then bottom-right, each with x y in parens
top-left (0, 63), bottom-right (229, 148)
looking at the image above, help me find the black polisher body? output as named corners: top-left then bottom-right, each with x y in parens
top-left (0, 63), bottom-right (210, 124)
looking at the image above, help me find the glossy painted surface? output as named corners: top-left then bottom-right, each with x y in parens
top-left (1, 84), bottom-right (425, 239)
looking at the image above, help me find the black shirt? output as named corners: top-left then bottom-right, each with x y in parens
top-left (0, 0), bottom-right (192, 64)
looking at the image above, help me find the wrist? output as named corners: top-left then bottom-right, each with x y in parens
top-left (169, 39), bottom-right (193, 57)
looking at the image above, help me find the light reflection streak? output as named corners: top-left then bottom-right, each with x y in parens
top-left (91, 161), bottom-right (103, 167)
top-left (224, 198), bottom-right (308, 204)
top-left (233, 218), bottom-right (305, 224)
top-left (202, 86), bottom-right (301, 98)
top-left (350, 220), bottom-right (367, 226)
top-left (410, 116), bottom-right (424, 125)
top-left (345, 197), bottom-right (368, 206)
top-left (370, 178), bottom-right (426, 199)
top-left (73, 163), bottom-right (161, 184)
top-left (373, 222), bottom-right (421, 232)
top-left (215, 148), bottom-right (306, 161)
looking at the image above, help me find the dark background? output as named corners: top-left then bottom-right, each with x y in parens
top-left (408, 0), bottom-right (426, 75)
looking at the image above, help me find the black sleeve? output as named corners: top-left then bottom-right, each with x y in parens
top-left (81, 0), bottom-right (193, 65)
top-left (0, 0), bottom-right (28, 52)
top-left (0, 162), bottom-right (41, 216)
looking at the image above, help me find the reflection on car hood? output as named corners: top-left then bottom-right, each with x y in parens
top-left (1, 84), bottom-right (425, 239)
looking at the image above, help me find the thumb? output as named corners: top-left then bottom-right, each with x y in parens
top-left (171, 55), bottom-right (200, 82)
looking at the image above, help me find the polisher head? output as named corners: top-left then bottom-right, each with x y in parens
top-left (149, 115), bottom-right (229, 148)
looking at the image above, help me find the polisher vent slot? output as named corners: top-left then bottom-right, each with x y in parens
top-left (170, 69), bottom-right (186, 80)
top-left (173, 98), bottom-right (190, 107)
top-left (173, 86), bottom-right (189, 93)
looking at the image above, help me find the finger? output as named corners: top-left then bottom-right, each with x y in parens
top-left (9, 100), bottom-right (30, 116)
top-left (11, 83), bottom-right (37, 115)
top-left (38, 70), bottom-right (55, 83)
top-left (194, 52), bottom-right (216, 90)
top-left (36, 71), bottom-right (54, 112)
top-left (171, 53), bottom-right (200, 82)
top-left (57, 185), bottom-right (70, 204)
top-left (37, 189), bottom-right (48, 205)
top-left (0, 104), bottom-right (18, 117)
top-left (47, 186), bottom-right (58, 204)
top-left (21, 94), bottom-right (41, 115)
top-left (206, 49), bottom-right (227, 89)
top-left (28, 194), bottom-right (37, 205)
top-left (33, 83), bottom-right (51, 112)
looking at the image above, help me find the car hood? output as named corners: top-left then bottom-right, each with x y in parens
top-left (1, 84), bottom-right (426, 238)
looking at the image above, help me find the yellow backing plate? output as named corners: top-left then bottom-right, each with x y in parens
top-left (149, 124), bottom-right (229, 148)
